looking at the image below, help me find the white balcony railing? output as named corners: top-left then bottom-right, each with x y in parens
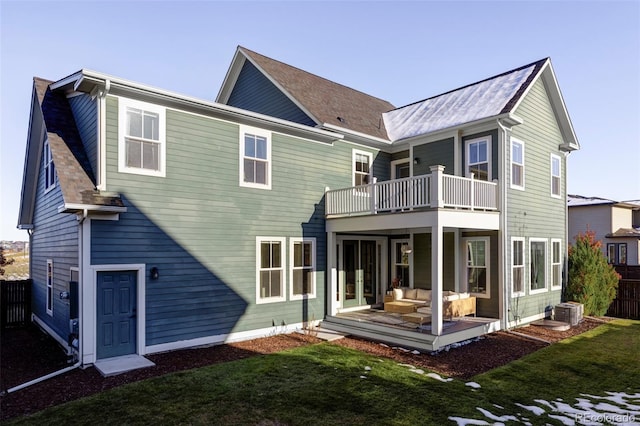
top-left (326, 165), bottom-right (498, 216)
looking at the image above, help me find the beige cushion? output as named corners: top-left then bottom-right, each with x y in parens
top-left (404, 288), bottom-right (417, 300)
top-left (392, 288), bottom-right (403, 300)
top-left (416, 289), bottom-right (431, 301)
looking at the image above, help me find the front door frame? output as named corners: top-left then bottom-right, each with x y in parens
top-left (82, 264), bottom-right (146, 365)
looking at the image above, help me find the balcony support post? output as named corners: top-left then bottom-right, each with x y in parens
top-left (430, 165), bottom-right (445, 208)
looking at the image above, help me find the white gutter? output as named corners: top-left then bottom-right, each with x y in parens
top-left (58, 203), bottom-right (127, 214)
top-left (2, 361), bottom-right (82, 395)
top-left (56, 70), bottom-right (344, 144)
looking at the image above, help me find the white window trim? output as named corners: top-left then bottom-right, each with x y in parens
top-left (465, 136), bottom-right (492, 181)
top-left (551, 238), bottom-right (563, 290)
top-left (118, 97), bottom-right (166, 177)
top-left (511, 237), bottom-right (526, 297)
top-left (550, 154), bottom-right (562, 198)
top-left (510, 138), bottom-right (525, 190)
top-left (256, 237), bottom-right (286, 304)
top-left (46, 259), bottom-right (54, 316)
top-left (390, 158), bottom-right (410, 180)
top-left (44, 139), bottom-right (56, 193)
top-left (289, 237), bottom-right (316, 301)
top-left (352, 149), bottom-right (373, 187)
top-left (462, 236), bottom-right (490, 299)
top-left (240, 125), bottom-right (272, 190)
top-left (529, 238), bottom-right (548, 294)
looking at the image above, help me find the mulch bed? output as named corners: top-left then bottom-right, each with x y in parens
top-left (0, 317), bottom-right (608, 421)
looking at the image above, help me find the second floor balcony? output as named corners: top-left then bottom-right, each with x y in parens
top-left (326, 165), bottom-right (499, 217)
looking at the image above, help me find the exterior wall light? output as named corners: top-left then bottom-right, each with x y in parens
top-left (150, 267), bottom-right (159, 280)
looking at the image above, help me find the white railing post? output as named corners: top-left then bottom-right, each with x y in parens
top-left (470, 172), bottom-right (475, 210)
top-left (370, 177), bottom-right (378, 215)
top-left (430, 165), bottom-right (445, 208)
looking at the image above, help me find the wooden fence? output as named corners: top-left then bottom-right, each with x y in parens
top-left (606, 266), bottom-right (640, 319)
top-left (0, 279), bottom-right (32, 328)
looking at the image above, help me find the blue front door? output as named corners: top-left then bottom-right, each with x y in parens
top-left (97, 271), bottom-right (137, 359)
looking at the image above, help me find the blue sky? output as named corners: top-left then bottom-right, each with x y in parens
top-left (1, 1), bottom-right (638, 241)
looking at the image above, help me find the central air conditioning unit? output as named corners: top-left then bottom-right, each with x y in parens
top-left (554, 302), bottom-right (583, 326)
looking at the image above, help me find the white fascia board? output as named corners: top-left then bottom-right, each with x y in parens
top-left (321, 123), bottom-right (392, 148)
top-left (54, 69), bottom-right (343, 145)
top-left (58, 203), bottom-right (128, 214)
top-left (215, 48), bottom-right (246, 103)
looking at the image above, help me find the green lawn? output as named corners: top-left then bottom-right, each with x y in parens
top-left (7, 319), bottom-right (640, 425)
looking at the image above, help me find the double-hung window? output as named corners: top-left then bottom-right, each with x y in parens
top-left (353, 150), bottom-right (372, 186)
top-left (607, 243), bottom-right (627, 265)
top-left (464, 237), bottom-right (490, 297)
top-left (530, 239), bottom-right (547, 293)
top-left (550, 154), bottom-right (561, 198)
top-left (466, 137), bottom-right (491, 181)
top-left (551, 239), bottom-right (562, 289)
top-left (511, 138), bottom-right (524, 189)
top-left (240, 126), bottom-right (271, 189)
top-left (290, 238), bottom-right (316, 300)
top-left (512, 238), bottom-right (525, 296)
top-left (46, 259), bottom-right (54, 315)
top-left (256, 237), bottom-right (285, 303)
top-left (44, 139), bottom-right (56, 191)
top-left (118, 98), bottom-right (166, 177)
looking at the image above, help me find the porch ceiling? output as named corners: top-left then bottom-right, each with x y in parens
top-left (326, 209), bottom-right (500, 233)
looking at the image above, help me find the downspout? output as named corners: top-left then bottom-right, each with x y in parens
top-left (77, 209), bottom-right (88, 367)
top-left (497, 119), bottom-right (510, 330)
top-left (95, 80), bottom-right (110, 191)
top-left (2, 361), bottom-right (81, 395)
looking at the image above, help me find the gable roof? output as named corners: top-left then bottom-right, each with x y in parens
top-left (18, 78), bottom-right (124, 228)
top-left (218, 48), bottom-right (579, 150)
top-left (217, 46), bottom-right (395, 141)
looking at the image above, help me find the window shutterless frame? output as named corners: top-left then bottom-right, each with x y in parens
top-left (289, 238), bottom-right (316, 300)
top-left (240, 125), bottom-right (272, 190)
top-left (256, 237), bottom-right (286, 304)
top-left (46, 259), bottom-right (54, 316)
top-left (550, 154), bottom-right (561, 198)
top-left (511, 237), bottom-right (525, 296)
top-left (465, 136), bottom-right (491, 181)
top-left (510, 138), bottom-right (525, 190)
top-left (118, 97), bottom-right (166, 177)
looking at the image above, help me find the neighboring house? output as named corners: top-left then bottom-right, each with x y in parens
top-left (568, 195), bottom-right (640, 265)
top-left (18, 46), bottom-right (579, 369)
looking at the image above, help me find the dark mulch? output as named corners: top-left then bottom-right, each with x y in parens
top-left (0, 317), bottom-right (607, 422)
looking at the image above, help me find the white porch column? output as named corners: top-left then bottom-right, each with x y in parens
top-left (430, 165), bottom-right (445, 208)
top-left (431, 218), bottom-right (443, 336)
top-left (326, 231), bottom-right (338, 316)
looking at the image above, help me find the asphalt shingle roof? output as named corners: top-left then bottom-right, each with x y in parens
top-left (240, 47), bottom-right (395, 140)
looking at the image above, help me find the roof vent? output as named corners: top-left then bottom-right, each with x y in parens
top-left (336, 116), bottom-right (346, 123)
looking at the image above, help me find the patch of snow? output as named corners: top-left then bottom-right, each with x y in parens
top-left (409, 368), bottom-right (424, 375)
top-left (397, 363), bottom-right (414, 369)
top-left (359, 375), bottom-right (367, 379)
top-left (364, 366), bottom-right (371, 371)
top-left (426, 372), bottom-right (453, 382)
top-left (515, 403), bottom-right (546, 416)
top-left (383, 65), bottom-right (536, 141)
top-left (448, 417), bottom-right (490, 426)
top-left (466, 382), bottom-right (481, 389)
top-left (476, 407), bottom-right (518, 422)
top-left (411, 350), bottom-right (420, 355)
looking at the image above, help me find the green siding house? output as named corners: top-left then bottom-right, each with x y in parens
top-left (18, 46), bottom-right (579, 370)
